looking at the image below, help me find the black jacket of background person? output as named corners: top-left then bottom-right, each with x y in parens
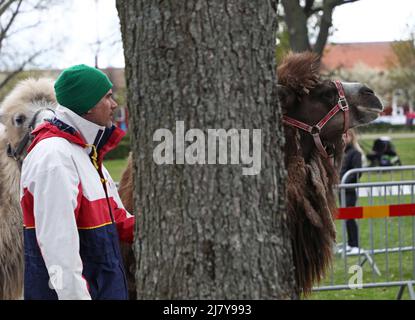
top-left (340, 144), bottom-right (362, 207)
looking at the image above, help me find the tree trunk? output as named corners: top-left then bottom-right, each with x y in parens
top-left (280, 0), bottom-right (360, 56)
top-left (281, 0), bottom-right (311, 52)
top-left (117, 0), bottom-right (295, 299)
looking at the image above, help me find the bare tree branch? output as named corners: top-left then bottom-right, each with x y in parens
top-left (0, 0), bottom-right (17, 17)
top-left (328, 0), bottom-right (359, 8)
top-left (0, 49), bottom-right (44, 91)
top-left (281, 0), bottom-right (362, 57)
top-left (314, 3), bottom-right (334, 56)
top-left (303, 0), bottom-right (315, 17)
top-left (4, 19), bottom-right (41, 38)
top-left (0, 0), bottom-right (23, 52)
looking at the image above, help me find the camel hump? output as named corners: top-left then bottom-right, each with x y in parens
top-left (1, 78), bottom-right (57, 113)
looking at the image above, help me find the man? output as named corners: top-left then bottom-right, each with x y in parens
top-left (20, 65), bottom-right (134, 300)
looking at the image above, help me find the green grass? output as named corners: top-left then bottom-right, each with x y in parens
top-left (104, 157), bottom-right (129, 182)
top-left (309, 216), bottom-right (415, 300)
top-left (360, 137), bottom-right (415, 166)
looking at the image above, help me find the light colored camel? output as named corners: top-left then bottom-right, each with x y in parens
top-left (0, 78), bottom-right (56, 299)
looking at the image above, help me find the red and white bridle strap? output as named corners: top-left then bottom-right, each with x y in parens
top-left (282, 80), bottom-right (350, 159)
top-left (333, 80), bottom-right (349, 132)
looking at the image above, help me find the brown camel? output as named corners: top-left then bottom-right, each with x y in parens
top-left (278, 52), bottom-right (382, 295)
top-left (118, 51), bottom-right (383, 297)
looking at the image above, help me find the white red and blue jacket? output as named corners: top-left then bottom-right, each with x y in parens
top-left (20, 105), bottom-right (134, 300)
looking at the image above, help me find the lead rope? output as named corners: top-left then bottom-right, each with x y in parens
top-left (85, 144), bottom-right (99, 170)
top-left (85, 144), bottom-right (108, 185)
top-left (85, 143), bottom-right (114, 224)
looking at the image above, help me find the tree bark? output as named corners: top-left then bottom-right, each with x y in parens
top-left (117, 0), bottom-right (295, 299)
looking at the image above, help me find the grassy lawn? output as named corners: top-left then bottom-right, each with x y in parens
top-left (104, 157), bottom-right (129, 182)
top-left (360, 137), bottom-right (415, 166)
top-left (309, 216), bottom-right (415, 300)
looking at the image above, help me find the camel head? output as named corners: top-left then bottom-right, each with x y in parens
top-left (0, 78), bottom-right (57, 163)
top-left (277, 52), bottom-right (383, 161)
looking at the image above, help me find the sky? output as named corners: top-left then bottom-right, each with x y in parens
top-left (3, 0), bottom-right (415, 70)
top-left (329, 0), bottom-right (415, 43)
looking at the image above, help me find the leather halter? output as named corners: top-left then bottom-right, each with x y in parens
top-left (7, 108), bottom-right (56, 165)
top-left (282, 80), bottom-right (349, 159)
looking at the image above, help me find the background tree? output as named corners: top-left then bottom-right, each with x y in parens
top-left (0, 0), bottom-right (61, 93)
top-left (117, 0), bottom-right (296, 299)
top-left (280, 0), bottom-right (359, 56)
top-left (388, 36), bottom-right (415, 108)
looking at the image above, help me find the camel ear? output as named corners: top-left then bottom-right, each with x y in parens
top-left (277, 85), bottom-right (295, 110)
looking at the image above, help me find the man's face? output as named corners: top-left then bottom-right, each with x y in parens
top-left (83, 89), bottom-right (118, 127)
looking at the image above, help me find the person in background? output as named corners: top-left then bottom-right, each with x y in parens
top-left (339, 128), bottom-right (363, 254)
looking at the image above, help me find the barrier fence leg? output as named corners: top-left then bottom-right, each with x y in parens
top-left (408, 282), bottom-right (415, 300)
top-left (363, 252), bottom-right (381, 276)
top-left (396, 285), bottom-right (406, 300)
top-left (359, 256), bottom-right (367, 267)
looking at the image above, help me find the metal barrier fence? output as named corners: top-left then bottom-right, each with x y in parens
top-left (313, 165), bottom-right (415, 299)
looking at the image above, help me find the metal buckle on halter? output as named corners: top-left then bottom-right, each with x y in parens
top-left (310, 125), bottom-right (321, 135)
top-left (339, 97), bottom-right (349, 111)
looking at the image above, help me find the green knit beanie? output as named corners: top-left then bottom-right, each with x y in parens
top-left (54, 64), bottom-right (113, 115)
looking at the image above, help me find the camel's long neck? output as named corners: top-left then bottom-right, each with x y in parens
top-left (284, 127), bottom-right (345, 173)
top-left (0, 143), bottom-right (22, 210)
top-left (284, 127), bottom-right (344, 296)
top-left (0, 142), bottom-right (24, 299)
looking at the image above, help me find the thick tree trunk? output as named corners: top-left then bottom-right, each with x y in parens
top-left (281, 0), bottom-right (311, 52)
top-left (117, 0), bottom-right (295, 299)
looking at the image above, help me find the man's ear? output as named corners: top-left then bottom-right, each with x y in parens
top-left (277, 85), bottom-right (295, 111)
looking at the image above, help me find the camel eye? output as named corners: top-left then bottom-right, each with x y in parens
top-left (321, 88), bottom-right (335, 100)
top-left (13, 114), bottom-right (26, 127)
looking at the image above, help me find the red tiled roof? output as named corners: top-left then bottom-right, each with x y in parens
top-left (321, 42), bottom-right (398, 71)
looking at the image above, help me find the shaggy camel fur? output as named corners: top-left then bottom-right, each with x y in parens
top-left (0, 78), bottom-right (56, 299)
top-left (118, 152), bottom-right (136, 299)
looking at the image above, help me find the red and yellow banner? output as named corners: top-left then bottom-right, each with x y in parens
top-left (337, 203), bottom-right (415, 220)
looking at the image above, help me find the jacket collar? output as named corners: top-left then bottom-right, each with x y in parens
top-left (28, 105), bottom-right (126, 165)
top-left (55, 105), bottom-right (106, 147)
